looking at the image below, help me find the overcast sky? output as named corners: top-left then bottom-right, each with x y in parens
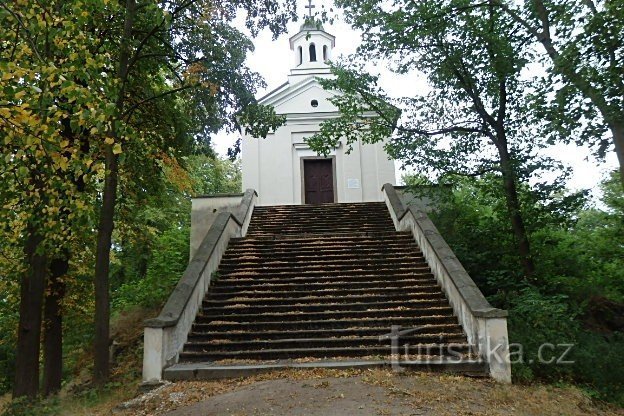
top-left (212, 0), bottom-right (618, 198)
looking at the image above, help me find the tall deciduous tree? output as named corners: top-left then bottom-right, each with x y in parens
top-left (308, 4), bottom-right (562, 279)
top-left (90, 0), bottom-right (292, 385)
top-left (1, 1), bottom-right (113, 397)
top-left (1, 0), bottom-right (293, 396)
top-left (492, 0), bottom-right (624, 184)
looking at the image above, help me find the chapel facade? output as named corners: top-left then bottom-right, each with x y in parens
top-left (241, 20), bottom-right (396, 206)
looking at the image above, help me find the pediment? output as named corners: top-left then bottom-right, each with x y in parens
top-left (259, 77), bottom-right (340, 115)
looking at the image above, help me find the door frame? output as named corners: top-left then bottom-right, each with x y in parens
top-left (300, 156), bottom-right (337, 204)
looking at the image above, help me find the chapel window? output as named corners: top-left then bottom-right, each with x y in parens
top-left (309, 43), bottom-right (317, 62)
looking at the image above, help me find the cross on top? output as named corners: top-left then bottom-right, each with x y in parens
top-left (304, 0), bottom-right (316, 18)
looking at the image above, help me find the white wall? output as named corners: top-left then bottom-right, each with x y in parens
top-left (242, 72), bottom-right (396, 206)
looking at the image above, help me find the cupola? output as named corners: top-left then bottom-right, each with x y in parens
top-left (289, 19), bottom-right (335, 69)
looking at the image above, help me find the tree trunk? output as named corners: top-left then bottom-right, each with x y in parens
top-left (13, 230), bottom-right (46, 399)
top-left (93, 147), bottom-right (118, 386)
top-left (610, 121), bottom-right (624, 185)
top-left (42, 255), bottom-right (68, 396)
top-left (92, 0), bottom-right (135, 387)
top-left (497, 142), bottom-right (536, 280)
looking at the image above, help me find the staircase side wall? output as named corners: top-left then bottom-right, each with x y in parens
top-left (382, 184), bottom-right (511, 382)
top-left (191, 194), bottom-right (244, 260)
top-left (143, 190), bottom-right (257, 383)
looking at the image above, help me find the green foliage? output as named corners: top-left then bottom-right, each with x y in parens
top-left (0, 274), bottom-right (19, 393)
top-left (111, 154), bottom-right (240, 310)
top-left (309, 0), bottom-right (555, 183)
top-left (239, 104), bottom-right (287, 140)
top-left (427, 172), bottom-right (624, 404)
top-left (512, 0), bottom-right (624, 162)
top-left (573, 331), bottom-right (624, 404)
top-left (1, 397), bottom-right (60, 416)
top-left (311, 0), bottom-right (575, 280)
top-left (186, 156), bottom-right (242, 195)
top-left (0, 0), bottom-right (293, 401)
top-left (113, 225), bottom-right (189, 310)
top-left (507, 287), bottom-right (580, 381)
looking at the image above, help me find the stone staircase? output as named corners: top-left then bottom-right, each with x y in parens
top-left (170, 202), bottom-right (485, 377)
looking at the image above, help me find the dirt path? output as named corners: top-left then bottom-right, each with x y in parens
top-left (113, 369), bottom-right (622, 416)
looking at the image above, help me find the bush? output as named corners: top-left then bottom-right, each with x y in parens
top-left (1, 397), bottom-right (59, 416)
top-left (507, 287), bottom-right (580, 382)
top-left (421, 173), bottom-right (624, 406)
top-left (573, 331), bottom-right (624, 405)
top-left (506, 288), bottom-right (624, 405)
top-left (112, 225), bottom-right (189, 310)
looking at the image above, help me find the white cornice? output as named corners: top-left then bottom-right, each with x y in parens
top-left (258, 77), bottom-right (338, 108)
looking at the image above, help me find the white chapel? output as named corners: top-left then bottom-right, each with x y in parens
top-left (241, 18), bottom-right (396, 206)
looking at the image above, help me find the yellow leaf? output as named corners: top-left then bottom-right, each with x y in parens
top-left (112, 143), bottom-right (122, 154)
top-left (104, 137), bottom-right (114, 145)
top-left (14, 90), bottom-right (26, 100)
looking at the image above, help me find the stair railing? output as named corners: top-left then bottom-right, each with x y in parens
top-left (382, 184), bottom-right (511, 382)
top-left (142, 189), bottom-right (257, 383)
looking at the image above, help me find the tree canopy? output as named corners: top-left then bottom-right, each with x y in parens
top-left (0, 0), bottom-right (294, 398)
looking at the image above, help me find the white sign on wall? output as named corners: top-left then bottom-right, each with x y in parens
top-left (347, 178), bottom-right (360, 189)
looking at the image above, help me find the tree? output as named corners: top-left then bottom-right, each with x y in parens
top-left (308, 4), bottom-right (560, 279)
top-left (1, 0), bottom-right (294, 396)
top-left (490, 0), bottom-right (624, 184)
top-left (90, 0), bottom-right (292, 385)
top-left (1, 1), bottom-right (112, 397)
top-left (377, 0), bottom-right (623, 183)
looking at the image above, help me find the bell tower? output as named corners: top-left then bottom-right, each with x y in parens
top-left (288, 5), bottom-right (335, 83)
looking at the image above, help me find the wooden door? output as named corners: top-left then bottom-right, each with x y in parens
top-left (304, 159), bottom-right (334, 204)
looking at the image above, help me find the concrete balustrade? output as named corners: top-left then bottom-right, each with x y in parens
top-left (382, 184), bottom-right (511, 382)
top-left (142, 189), bottom-right (257, 383)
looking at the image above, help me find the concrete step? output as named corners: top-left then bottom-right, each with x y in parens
top-left (226, 242), bottom-right (417, 252)
top-left (214, 273), bottom-right (436, 286)
top-left (218, 262), bottom-right (429, 275)
top-left (217, 267), bottom-right (432, 281)
top-left (250, 203), bottom-right (389, 215)
top-left (247, 224), bottom-right (392, 232)
top-left (247, 219), bottom-right (391, 228)
top-left (192, 315), bottom-right (458, 332)
top-left (230, 231), bottom-right (413, 243)
top-left (222, 248), bottom-right (422, 260)
top-left (206, 286), bottom-right (443, 300)
top-left (248, 222), bottom-right (393, 229)
top-left (196, 306), bottom-right (454, 324)
top-left (220, 255), bottom-right (426, 265)
top-left (187, 323), bottom-right (465, 341)
top-left (210, 280), bottom-right (440, 293)
top-left (203, 291), bottom-right (444, 306)
top-left (179, 343), bottom-right (472, 361)
top-left (183, 334), bottom-right (468, 352)
top-left (220, 255), bottom-right (426, 266)
top-left (227, 240), bottom-right (416, 250)
top-left (164, 359), bottom-right (488, 381)
top-left (203, 299), bottom-right (448, 315)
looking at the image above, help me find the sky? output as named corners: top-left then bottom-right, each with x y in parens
top-left (212, 0), bottom-right (618, 198)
